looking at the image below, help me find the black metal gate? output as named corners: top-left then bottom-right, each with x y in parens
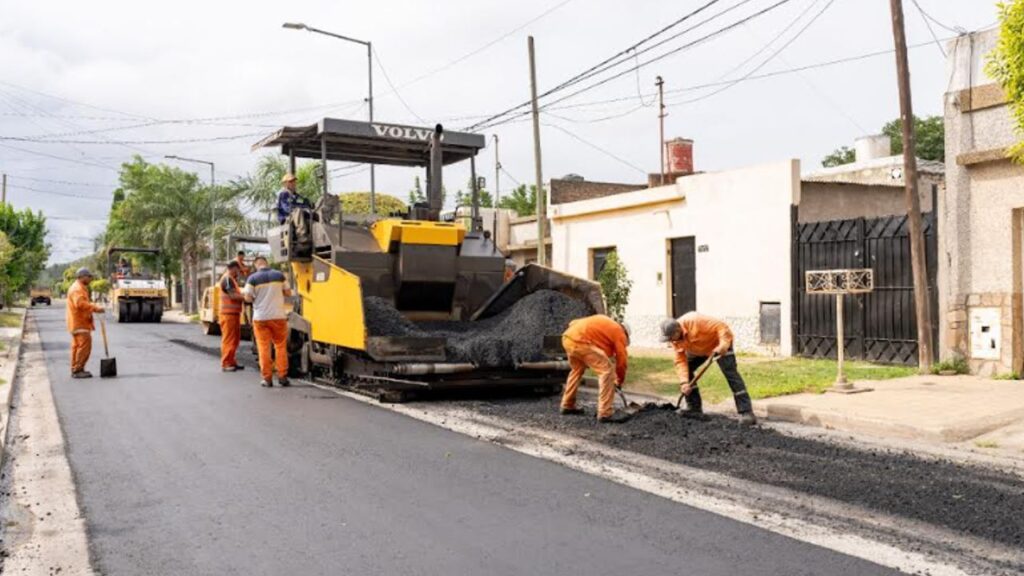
top-left (793, 213), bottom-right (938, 365)
top-left (670, 237), bottom-right (696, 318)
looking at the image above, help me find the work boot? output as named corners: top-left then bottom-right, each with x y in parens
top-left (738, 412), bottom-right (758, 426)
top-left (597, 411), bottom-right (631, 424)
top-left (71, 371), bottom-right (93, 379)
top-left (560, 407), bottom-right (585, 416)
top-left (260, 379), bottom-right (273, 388)
top-left (233, 365), bottom-right (245, 371)
top-left (277, 377), bottom-right (291, 387)
top-left (222, 366), bottom-right (238, 373)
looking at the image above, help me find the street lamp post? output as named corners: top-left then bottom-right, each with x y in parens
top-left (165, 155), bottom-right (216, 295)
top-left (283, 22), bottom-right (376, 214)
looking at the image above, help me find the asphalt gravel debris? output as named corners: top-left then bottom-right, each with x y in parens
top-left (460, 394), bottom-right (1024, 550)
top-left (364, 290), bottom-right (590, 367)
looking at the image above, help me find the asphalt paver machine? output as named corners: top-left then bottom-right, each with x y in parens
top-left (254, 118), bottom-right (604, 401)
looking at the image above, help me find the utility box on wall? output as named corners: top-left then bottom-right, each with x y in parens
top-left (969, 307), bottom-right (1001, 360)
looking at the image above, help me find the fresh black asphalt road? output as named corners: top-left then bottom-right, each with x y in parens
top-left (33, 306), bottom-right (896, 575)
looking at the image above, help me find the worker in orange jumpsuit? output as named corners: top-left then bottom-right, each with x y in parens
top-left (561, 314), bottom-right (631, 423)
top-left (243, 257), bottom-right (293, 387)
top-left (659, 312), bottom-right (757, 425)
top-left (219, 261), bottom-right (245, 372)
top-left (65, 268), bottom-right (104, 378)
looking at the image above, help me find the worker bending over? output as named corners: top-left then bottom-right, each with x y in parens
top-left (66, 268), bottom-right (105, 378)
top-left (219, 261), bottom-right (245, 372)
top-left (276, 173), bottom-right (312, 224)
top-left (561, 314), bottom-right (631, 423)
top-left (659, 312), bottom-right (757, 425)
top-left (243, 257), bottom-right (292, 387)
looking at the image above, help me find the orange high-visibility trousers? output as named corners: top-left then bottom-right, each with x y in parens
top-left (561, 336), bottom-right (617, 419)
top-left (253, 319), bottom-right (289, 381)
top-left (220, 313), bottom-right (241, 368)
top-left (71, 331), bottom-right (92, 374)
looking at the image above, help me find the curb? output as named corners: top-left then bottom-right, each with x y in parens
top-left (0, 307), bottom-right (30, 464)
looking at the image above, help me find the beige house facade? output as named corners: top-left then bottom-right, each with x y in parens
top-left (940, 30), bottom-right (1024, 376)
top-left (549, 160), bottom-right (801, 352)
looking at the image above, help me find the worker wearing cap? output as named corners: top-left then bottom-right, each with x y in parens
top-left (243, 256), bottom-right (292, 387)
top-left (561, 314), bottom-right (630, 423)
top-left (66, 268), bottom-right (104, 378)
top-left (219, 261), bottom-right (245, 372)
top-left (276, 173), bottom-right (312, 224)
top-left (659, 313), bottom-right (757, 425)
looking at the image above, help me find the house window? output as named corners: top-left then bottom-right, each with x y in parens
top-left (590, 246), bottom-right (616, 279)
top-left (760, 302), bottom-right (781, 345)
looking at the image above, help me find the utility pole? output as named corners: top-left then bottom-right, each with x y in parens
top-left (889, 0), bottom-right (933, 372)
top-left (528, 36), bottom-right (547, 267)
top-left (493, 134), bottom-right (501, 207)
top-left (656, 76), bottom-right (666, 185)
top-left (1, 173), bottom-right (6, 204)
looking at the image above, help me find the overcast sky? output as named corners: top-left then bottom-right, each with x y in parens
top-left (0, 0), bottom-right (998, 263)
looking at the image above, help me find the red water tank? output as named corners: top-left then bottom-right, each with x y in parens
top-left (664, 138), bottom-right (694, 174)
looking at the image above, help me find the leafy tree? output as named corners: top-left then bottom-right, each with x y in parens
top-left (89, 278), bottom-right (110, 295)
top-left (822, 146), bottom-right (856, 167)
top-left (408, 176), bottom-right (425, 205)
top-left (597, 251), bottom-right (632, 323)
top-left (987, 0), bottom-right (1024, 162)
top-left (337, 192), bottom-right (406, 216)
top-left (882, 115), bottom-right (945, 162)
top-left (497, 184), bottom-right (537, 217)
top-left (106, 156), bottom-right (245, 313)
top-left (0, 204), bottom-right (50, 304)
top-left (454, 177), bottom-right (494, 209)
top-left (821, 115), bottom-right (945, 167)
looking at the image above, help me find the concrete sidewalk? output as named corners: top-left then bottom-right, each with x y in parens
top-left (743, 374), bottom-right (1024, 454)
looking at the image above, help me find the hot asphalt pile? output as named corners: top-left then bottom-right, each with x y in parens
top-left (461, 394), bottom-right (1024, 550)
top-left (364, 290), bottom-right (589, 367)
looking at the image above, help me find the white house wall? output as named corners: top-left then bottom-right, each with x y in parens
top-left (550, 159), bottom-right (800, 353)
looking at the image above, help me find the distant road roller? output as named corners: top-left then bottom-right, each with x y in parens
top-left (107, 247), bottom-right (167, 323)
top-left (255, 118), bottom-right (604, 401)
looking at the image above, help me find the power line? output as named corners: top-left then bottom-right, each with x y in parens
top-left (543, 121), bottom-right (647, 175)
top-left (5, 183), bottom-right (113, 201)
top-left (908, 0), bottom-right (964, 34)
top-left (465, 0), bottom-right (733, 131)
top-left (0, 132), bottom-right (263, 145)
top-left (473, 0), bottom-right (797, 131)
top-left (0, 142), bottom-right (120, 172)
top-left (677, 0), bottom-right (838, 106)
top-left (910, 0), bottom-right (946, 57)
top-left (373, 47), bottom-right (427, 124)
top-left (3, 175), bottom-right (115, 188)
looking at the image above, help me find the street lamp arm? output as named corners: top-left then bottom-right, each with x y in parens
top-left (283, 22), bottom-right (369, 46)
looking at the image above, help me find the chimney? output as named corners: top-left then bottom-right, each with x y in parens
top-left (854, 134), bottom-right (891, 162)
top-left (650, 138), bottom-right (694, 187)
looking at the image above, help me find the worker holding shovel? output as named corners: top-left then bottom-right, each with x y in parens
top-left (560, 314), bottom-right (631, 423)
top-left (659, 313), bottom-right (757, 426)
top-left (66, 268), bottom-right (105, 379)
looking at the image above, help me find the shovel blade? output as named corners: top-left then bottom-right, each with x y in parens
top-left (100, 357), bottom-right (117, 378)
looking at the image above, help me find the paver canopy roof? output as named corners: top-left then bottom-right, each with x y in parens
top-left (253, 118), bottom-right (486, 167)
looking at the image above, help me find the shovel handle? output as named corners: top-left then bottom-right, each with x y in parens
top-left (675, 354), bottom-right (719, 408)
top-left (99, 316), bottom-right (110, 358)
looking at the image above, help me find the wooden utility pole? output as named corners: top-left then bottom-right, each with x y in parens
top-left (493, 134), bottom-right (501, 207)
top-left (656, 76), bottom-right (666, 185)
top-left (1, 173), bottom-right (6, 204)
top-left (889, 0), bottom-right (933, 372)
top-left (528, 36), bottom-right (547, 266)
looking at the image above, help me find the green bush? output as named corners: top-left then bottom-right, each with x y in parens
top-left (598, 252), bottom-right (632, 323)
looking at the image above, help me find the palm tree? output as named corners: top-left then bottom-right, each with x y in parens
top-left (109, 157), bottom-right (245, 313)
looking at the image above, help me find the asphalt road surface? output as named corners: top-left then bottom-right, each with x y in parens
top-left (33, 306), bottom-right (896, 576)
